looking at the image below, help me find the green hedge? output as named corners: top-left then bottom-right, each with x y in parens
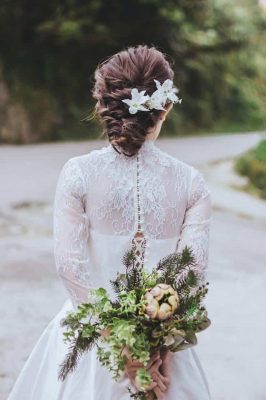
top-left (235, 140), bottom-right (266, 199)
top-left (0, 0), bottom-right (266, 142)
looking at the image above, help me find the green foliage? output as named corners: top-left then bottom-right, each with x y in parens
top-left (135, 367), bottom-right (153, 392)
top-left (235, 139), bottom-right (266, 198)
top-left (58, 328), bottom-right (99, 381)
top-left (0, 0), bottom-right (265, 141)
top-left (58, 244), bottom-right (210, 400)
top-left (154, 246), bottom-right (198, 288)
top-left (253, 140), bottom-right (266, 162)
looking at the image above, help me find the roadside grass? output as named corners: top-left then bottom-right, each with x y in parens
top-left (234, 140), bottom-right (266, 199)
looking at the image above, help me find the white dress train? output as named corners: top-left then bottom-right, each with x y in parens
top-left (8, 139), bottom-right (212, 400)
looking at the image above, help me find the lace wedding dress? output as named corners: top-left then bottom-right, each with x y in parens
top-left (8, 139), bottom-right (212, 400)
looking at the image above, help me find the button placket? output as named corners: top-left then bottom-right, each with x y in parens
top-left (131, 150), bottom-right (149, 269)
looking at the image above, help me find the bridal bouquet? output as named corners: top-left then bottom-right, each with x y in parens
top-left (58, 245), bottom-right (211, 399)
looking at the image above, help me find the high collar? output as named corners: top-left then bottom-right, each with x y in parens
top-left (108, 139), bottom-right (157, 158)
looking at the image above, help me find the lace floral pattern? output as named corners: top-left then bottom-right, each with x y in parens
top-left (79, 141), bottom-right (190, 239)
top-left (53, 158), bottom-right (92, 306)
top-left (53, 140), bottom-right (212, 305)
top-left (176, 166), bottom-right (212, 282)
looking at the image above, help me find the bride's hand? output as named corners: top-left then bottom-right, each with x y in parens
top-left (124, 350), bottom-right (160, 389)
top-left (146, 348), bottom-right (172, 399)
top-left (147, 363), bottom-right (168, 400)
top-left (124, 349), bottom-right (170, 399)
top-left (158, 348), bottom-right (172, 386)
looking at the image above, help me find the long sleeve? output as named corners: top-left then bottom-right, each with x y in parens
top-left (176, 167), bottom-right (212, 282)
top-left (53, 157), bottom-right (91, 308)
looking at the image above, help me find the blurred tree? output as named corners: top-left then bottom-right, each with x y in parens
top-left (0, 0), bottom-right (265, 142)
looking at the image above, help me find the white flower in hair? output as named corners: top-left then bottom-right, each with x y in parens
top-left (148, 90), bottom-right (167, 111)
top-left (154, 79), bottom-right (182, 105)
top-left (122, 88), bottom-right (150, 114)
top-left (122, 79), bottom-right (182, 114)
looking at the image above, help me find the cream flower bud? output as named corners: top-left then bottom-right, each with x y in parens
top-left (150, 286), bottom-right (161, 298)
top-left (157, 303), bottom-right (172, 321)
top-left (145, 300), bottom-right (159, 319)
top-left (168, 294), bottom-right (179, 309)
top-left (142, 283), bottom-right (179, 320)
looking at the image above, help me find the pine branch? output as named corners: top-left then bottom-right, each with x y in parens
top-left (122, 249), bottom-right (135, 270)
top-left (156, 253), bottom-right (182, 273)
top-left (110, 275), bottom-right (125, 295)
top-left (126, 264), bottom-right (142, 291)
top-left (179, 245), bottom-right (197, 266)
top-left (123, 249), bottom-right (143, 291)
top-left (178, 284), bottom-right (209, 315)
top-left (154, 246), bottom-right (199, 289)
top-left (58, 331), bottom-right (98, 381)
top-left (156, 246), bottom-right (196, 275)
top-left (176, 269), bottom-right (200, 293)
top-left (109, 247), bottom-right (143, 295)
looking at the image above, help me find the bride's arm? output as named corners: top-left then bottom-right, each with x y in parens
top-left (176, 166), bottom-right (212, 282)
top-left (53, 157), bottom-right (91, 308)
top-left (158, 168), bottom-right (212, 388)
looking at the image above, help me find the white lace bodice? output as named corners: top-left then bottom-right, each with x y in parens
top-left (53, 140), bottom-right (212, 307)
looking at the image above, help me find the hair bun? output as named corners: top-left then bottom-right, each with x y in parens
top-left (92, 45), bottom-right (175, 156)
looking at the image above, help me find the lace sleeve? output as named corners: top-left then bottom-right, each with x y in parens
top-left (176, 167), bottom-right (212, 282)
top-left (53, 157), bottom-right (91, 308)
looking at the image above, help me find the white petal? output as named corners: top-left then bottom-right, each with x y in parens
top-left (129, 106), bottom-right (138, 114)
top-left (122, 99), bottom-right (132, 105)
top-left (151, 92), bottom-right (165, 106)
top-left (160, 95), bottom-right (168, 105)
top-left (163, 79), bottom-right (173, 90)
top-left (154, 79), bottom-right (162, 90)
top-left (138, 105), bottom-right (149, 112)
top-left (131, 88), bottom-right (139, 100)
top-left (153, 103), bottom-right (166, 111)
top-left (150, 89), bottom-right (161, 99)
top-left (168, 92), bottom-right (178, 102)
top-left (140, 94), bottom-right (150, 104)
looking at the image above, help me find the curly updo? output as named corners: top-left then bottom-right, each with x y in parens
top-left (92, 45), bottom-right (175, 157)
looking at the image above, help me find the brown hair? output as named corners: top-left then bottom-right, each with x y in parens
top-left (92, 44), bottom-right (175, 156)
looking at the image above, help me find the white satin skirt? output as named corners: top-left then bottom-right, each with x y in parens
top-left (8, 299), bottom-right (211, 400)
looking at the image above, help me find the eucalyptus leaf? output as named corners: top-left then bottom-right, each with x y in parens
top-left (196, 317), bottom-right (211, 332)
top-left (171, 341), bottom-right (195, 352)
top-left (185, 331), bottom-right (198, 345)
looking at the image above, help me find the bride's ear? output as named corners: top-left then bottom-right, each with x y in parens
top-left (160, 103), bottom-right (173, 121)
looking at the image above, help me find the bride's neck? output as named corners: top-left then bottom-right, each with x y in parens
top-left (145, 120), bottom-right (163, 141)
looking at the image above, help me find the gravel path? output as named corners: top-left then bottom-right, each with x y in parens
top-left (0, 132), bottom-right (265, 400)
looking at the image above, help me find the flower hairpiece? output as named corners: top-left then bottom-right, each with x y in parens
top-left (122, 79), bottom-right (182, 114)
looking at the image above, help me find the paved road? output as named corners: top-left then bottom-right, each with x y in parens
top-left (0, 132), bottom-right (265, 400)
top-left (0, 132), bottom-right (262, 208)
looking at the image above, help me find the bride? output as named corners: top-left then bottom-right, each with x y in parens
top-left (8, 44), bottom-right (212, 400)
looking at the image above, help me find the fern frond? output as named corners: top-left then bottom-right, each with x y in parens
top-left (58, 331), bottom-right (98, 381)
